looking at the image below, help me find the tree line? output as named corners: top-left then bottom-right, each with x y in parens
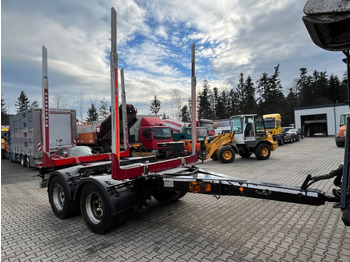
top-left (193, 66), bottom-right (347, 125)
top-left (2, 65), bottom-right (347, 126)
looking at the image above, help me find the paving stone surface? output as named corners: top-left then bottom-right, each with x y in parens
top-left (1, 137), bottom-right (350, 261)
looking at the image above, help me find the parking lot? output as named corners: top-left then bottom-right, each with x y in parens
top-left (2, 137), bottom-right (350, 262)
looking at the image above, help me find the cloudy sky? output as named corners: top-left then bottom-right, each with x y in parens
top-left (1, 0), bottom-right (347, 120)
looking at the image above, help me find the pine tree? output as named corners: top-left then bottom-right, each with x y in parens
top-left (161, 112), bottom-right (168, 120)
top-left (197, 80), bottom-right (214, 119)
top-left (150, 95), bottom-right (161, 116)
top-left (284, 87), bottom-right (297, 125)
top-left (86, 104), bottom-right (98, 122)
top-left (1, 95), bottom-right (9, 125)
top-left (256, 65), bottom-right (285, 115)
top-left (216, 90), bottom-right (228, 119)
top-left (99, 97), bottom-right (109, 120)
top-left (241, 75), bottom-right (256, 114)
top-left (15, 91), bottom-right (30, 113)
top-left (180, 105), bottom-right (190, 122)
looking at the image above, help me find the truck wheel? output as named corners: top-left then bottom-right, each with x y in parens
top-left (279, 137), bottom-right (284, 146)
top-left (80, 183), bottom-right (115, 234)
top-left (26, 156), bottom-right (31, 167)
top-left (239, 151), bottom-right (252, 158)
top-left (255, 143), bottom-right (271, 160)
top-left (48, 176), bottom-right (79, 219)
top-left (218, 146), bottom-right (235, 163)
top-left (20, 155), bottom-right (26, 167)
top-left (152, 190), bottom-right (186, 204)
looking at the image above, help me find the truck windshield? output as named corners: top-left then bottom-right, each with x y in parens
top-left (152, 127), bottom-right (172, 140)
top-left (263, 119), bottom-right (275, 129)
top-left (232, 118), bottom-right (243, 134)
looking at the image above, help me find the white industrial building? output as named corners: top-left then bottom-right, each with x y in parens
top-left (294, 103), bottom-right (349, 136)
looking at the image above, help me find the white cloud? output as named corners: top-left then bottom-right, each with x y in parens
top-left (2, 0), bottom-right (347, 119)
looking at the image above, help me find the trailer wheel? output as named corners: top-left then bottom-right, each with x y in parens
top-left (218, 146), bottom-right (235, 163)
top-left (48, 176), bottom-right (79, 219)
top-left (255, 143), bottom-right (271, 160)
top-left (152, 190), bottom-right (186, 204)
top-left (20, 155), bottom-right (27, 167)
top-left (26, 156), bottom-right (30, 167)
top-left (80, 183), bottom-right (115, 234)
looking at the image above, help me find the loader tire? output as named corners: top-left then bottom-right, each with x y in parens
top-left (218, 146), bottom-right (235, 163)
top-left (210, 153), bottom-right (218, 160)
top-left (49, 176), bottom-right (79, 219)
top-left (255, 143), bottom-right (271, 160)
top-left (239, 151), bottom-right (252, 158)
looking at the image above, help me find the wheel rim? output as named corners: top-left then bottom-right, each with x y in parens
top-left (85, 192), bottom-right (103, 224)
top-left (223, 150), bottom-right (232, 160)
top-left (261, 147), bottom-right (269, 157)
top-left (53, 184), bottom-right (65, 211)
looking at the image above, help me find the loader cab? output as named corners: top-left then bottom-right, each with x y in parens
top-left (230, 114), bottom-right (266, 144)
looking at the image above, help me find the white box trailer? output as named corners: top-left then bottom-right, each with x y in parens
top-left (9, 108), bottom-right (77, 167)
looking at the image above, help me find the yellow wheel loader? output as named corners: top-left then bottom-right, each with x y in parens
top-left (202, 114), bottom-right (278, 163)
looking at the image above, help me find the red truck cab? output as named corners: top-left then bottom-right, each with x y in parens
top-left (139, 117), bottom-right (172, 157)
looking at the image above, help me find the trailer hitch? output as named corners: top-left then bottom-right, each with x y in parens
top-left (301, 165), bottom-right (343, 190)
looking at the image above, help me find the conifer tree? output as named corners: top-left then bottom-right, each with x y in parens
top-left (15, 91), bottom-right (30, 113)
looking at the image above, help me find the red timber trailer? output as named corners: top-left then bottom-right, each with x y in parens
top-left (39, 7), bottom-right (350, 234)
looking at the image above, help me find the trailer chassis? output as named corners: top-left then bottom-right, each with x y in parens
top-left (39, 7), bottom-right (350, 234)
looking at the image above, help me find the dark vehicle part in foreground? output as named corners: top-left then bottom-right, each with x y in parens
top-left (39, 6), bottom-right (350, 234)
top-left (303, 0), bottom-right (350, 226)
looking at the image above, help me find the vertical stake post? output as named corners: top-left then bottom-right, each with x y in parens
top-left (42, 46), bottom-right (50, 164)
top-left (110, 8), bottom-right (119, 157)
top-left (191, 44), bottom-right (197, 155)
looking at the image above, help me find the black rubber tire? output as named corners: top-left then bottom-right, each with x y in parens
top-left (254, 143), bottom-right (271, 160)
top-left (26, 156), bottom-right (31, 168)
top-left (80, 183), bottom-right (115, 234)
top-left (218, 146), bottom-right (235, 163)
top-left (152, 190), bottom-right (186, 204)
top-left (279, 137), bottom-right (284, 146)
top-left (239, 151), bottom-right (252, 158)
top-left (210, 153), bottom-right (218, 160)
top-left (48, 176), bottom-right (79, 219)
top-left (336, 140), bottom-right (345, 147)
top-left (20, 155), bottom-right (27, 167)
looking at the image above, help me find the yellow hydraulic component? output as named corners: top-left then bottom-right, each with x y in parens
top-left (204, 132), bottom-right (235, 160)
